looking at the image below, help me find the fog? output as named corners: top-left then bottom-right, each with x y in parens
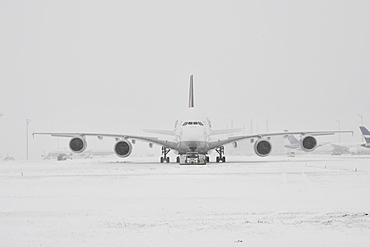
top-left (1, 0), bottom-right (369, 159)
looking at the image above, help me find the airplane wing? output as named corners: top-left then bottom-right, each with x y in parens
top-left (142, 129), bottom-right (175, 136)
top-left (33, 132), bottom-right (179, 150)
top-left (209, 134), bottom-right (260, 150)
top-left (284, 144), bottom-right (300, 149)
top-left (211, 128), bottom-right (243, 136)
top-left (208, 130), bottom-right (353, 150)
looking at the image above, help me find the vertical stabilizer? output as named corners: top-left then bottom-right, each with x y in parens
top-left (284, 130), bottom-right (300, 149)
top-left (188, 75), bottom-right (194, 108)
top-left (359, 126), bottom-right (370, 143)
top-left (284, 130), bottom-right (299, 146)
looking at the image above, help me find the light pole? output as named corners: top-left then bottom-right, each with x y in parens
top-left (358, 115), bottom-right (364, 141)
top-left (26, 119), bottom-right (31, 160)
top-left (336, 120), bottom-right (341, 142)
top-left (359, 115), bottom-right (364, 126)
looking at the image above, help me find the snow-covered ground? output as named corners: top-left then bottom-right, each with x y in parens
top-left (1, 155), bottom-right (370, 246)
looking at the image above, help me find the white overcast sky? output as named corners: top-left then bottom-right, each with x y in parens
top-left (1, 0), bottom-right (369, 159)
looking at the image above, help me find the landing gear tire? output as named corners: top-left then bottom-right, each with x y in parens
top-left (176, 156), bottom-right (180, 163)
top-left (161, 146), bottom-right (171, 163)
top-left (215, 146), bottom-right (226, 163)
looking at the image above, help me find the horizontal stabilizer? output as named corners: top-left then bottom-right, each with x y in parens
top-left (284, 144), bottom-right (300, 149)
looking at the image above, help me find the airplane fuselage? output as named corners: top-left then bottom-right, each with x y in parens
top-left (174, 108), bottom-right (211, 154)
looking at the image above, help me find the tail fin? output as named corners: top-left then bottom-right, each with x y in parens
top-left (188, 75), bottom-right (194, 108)
top-left (284, 130), bottom-right (299, 145)
top-left (359, 126), bottom-right (370, 143)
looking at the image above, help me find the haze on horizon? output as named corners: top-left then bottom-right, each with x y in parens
top-left (1, 0), bottom-right (369, 159)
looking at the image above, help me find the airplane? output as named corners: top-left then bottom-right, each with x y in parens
top-left (34, 76), bottom-right (352, 164)
top-left (318, 126), bottom-right (370, 155)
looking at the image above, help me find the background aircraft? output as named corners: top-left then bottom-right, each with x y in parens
top-left (359, 126), bottom-right (370, 148)
top-left (312, 126), bottom-right (370, 155)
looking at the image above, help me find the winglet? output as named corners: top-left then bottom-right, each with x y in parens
top-left (188, 75), bottom-right (194, 108)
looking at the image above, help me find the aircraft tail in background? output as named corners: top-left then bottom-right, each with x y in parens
top-left (284, 130), bottom-right (300, 149)
top-left (359, 126), bottom-right (370, 148)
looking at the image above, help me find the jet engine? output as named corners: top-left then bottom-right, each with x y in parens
top-left (254, 139), bottom-right (272, 157)
top-left (69, 136), bottom-right (87, 153)
top-left (300, 135), bottom-right (317, 152)
top-left (114, 139), bottom-right (132, 158)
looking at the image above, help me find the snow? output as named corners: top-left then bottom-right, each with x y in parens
top-left (1, 155), bottom-right (370, 246)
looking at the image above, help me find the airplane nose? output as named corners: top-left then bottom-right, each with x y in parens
top-left (181, 128), bottom-right (205, 142)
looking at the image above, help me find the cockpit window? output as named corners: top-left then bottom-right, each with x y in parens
top-left (182, 121), bottom-right (205, 126)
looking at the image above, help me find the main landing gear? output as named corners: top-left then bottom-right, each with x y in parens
top-left (160, 146), bottom-right (171, 163)
top-left (215, 146), bottom-right (226, 163)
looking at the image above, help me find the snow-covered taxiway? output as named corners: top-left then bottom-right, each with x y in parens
top-left (1, 155), bottom-right (369, 246)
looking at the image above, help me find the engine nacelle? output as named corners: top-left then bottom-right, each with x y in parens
top-left (300, 135), bottom-right (317, 152)
top-left (69, 136), bottom-right (87, 153)
top-left (114, 139), bottom-right (132, 158)
top-left (254, 139), bottom-right (272, 157)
